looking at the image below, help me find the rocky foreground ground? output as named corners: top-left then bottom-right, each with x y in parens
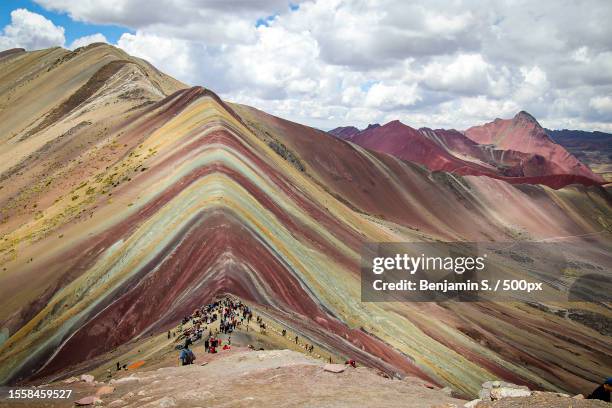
top-left (0, 348), bottom-right (465, 407)
top-left (1, 348), bottom-right (609, 407)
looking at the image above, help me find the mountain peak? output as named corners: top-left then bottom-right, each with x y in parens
top-left (0, 48), bottom-right (26, 60)
top-left (382, 120), bottom-right (406, 130)
top-left (513, 111), bottom-right (541, 126)
top-left (328, 126), bottom-right (360, 140)
top-left (464, 111), bottom-right (603, 183)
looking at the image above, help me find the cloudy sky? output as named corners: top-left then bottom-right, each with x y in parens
top-left (1, 0), bottom-right (612, 131)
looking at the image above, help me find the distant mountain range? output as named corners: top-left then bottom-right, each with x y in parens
top-left (545, 128), bottom-right (612, 181)
top-left (330, 113), bottom-right (610, 187)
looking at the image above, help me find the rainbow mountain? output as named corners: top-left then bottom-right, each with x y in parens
top-left (0, 44), bottom-right (610, 397)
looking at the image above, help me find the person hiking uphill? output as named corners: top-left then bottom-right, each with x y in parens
top-left (179, 343), bottom-right (196, 366)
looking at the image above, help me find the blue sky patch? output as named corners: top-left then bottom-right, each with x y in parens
top-left (256, 14), bottom-right (278, 28)
top-left (0, 0), bottom-right (130, 45)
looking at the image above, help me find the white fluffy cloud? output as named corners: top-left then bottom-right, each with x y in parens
top-left (117, 32), bottom-right (195, 83)
top-left (590, 96), bottom-right (612, 115)
top-left (421, 54), bottom-right (504, 96)
top-left (0, 8), bottom-right (65, 50)
top-left (68, 33), bottom-right (107, 50)
top-left (17, 1), bottom-right (612, 131)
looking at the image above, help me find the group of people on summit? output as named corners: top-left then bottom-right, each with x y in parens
top-left (176, 296), bottom-right (252, 366)
top-left (174, 296), bottom-right (323, 367)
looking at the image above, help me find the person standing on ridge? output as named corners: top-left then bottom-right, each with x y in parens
top-left (179, 344), bottom-right (195, 366)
